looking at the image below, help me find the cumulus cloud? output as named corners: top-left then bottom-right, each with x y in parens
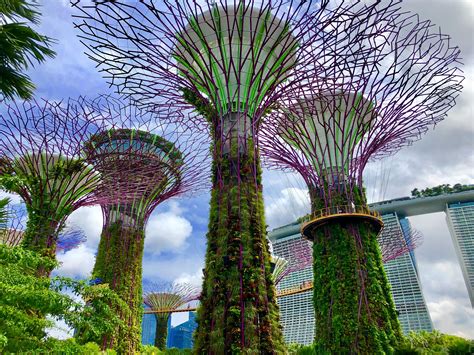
top-left (144, 202), bottom-right (193, 255)
top-left (55, 245), bottom-right (96, 278)
top-left (265, 187), bottom-right (310, 229)
top-left (175, 270), bottom-right (204, 288)
top-left (66, 206), bottom-right (103, 248)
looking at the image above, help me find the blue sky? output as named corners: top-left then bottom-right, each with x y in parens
top-left (1, 0), bottom-right (473, 337)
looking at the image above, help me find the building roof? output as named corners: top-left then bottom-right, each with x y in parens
top-left (369, 190), bottom-right (474, 217)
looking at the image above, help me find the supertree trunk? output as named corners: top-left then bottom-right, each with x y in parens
top-left (21, 208), bottom-right (60, 276)
top-left (154, 314), bottom-right (169, 350)
top-left (92, 220), bottom-right (144, 353)
top-left (309, 186), bottom-right (401, 353)
top-left (195, 132), bottom-right (284, 353)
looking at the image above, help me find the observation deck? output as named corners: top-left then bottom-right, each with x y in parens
top-left (301, 205), bottom-right (383, 241)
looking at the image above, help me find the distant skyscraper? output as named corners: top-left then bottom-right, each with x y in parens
top-left (446, 201), bottom-right (474, 306)
top-left (380, 214), bottom-right (433, 333)
top-left (269, 222), bottom-right (315, 345)
top-left (141, 310), bottom-right (171, 347)
top-left (167, 312), bottom-right (197, 349)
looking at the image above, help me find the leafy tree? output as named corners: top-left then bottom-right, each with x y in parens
top-left (0, 0), bottom-right (56, 100)
top-left (0, 244), bottom-right (129, 352)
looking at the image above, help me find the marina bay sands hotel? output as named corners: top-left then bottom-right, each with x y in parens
top-left (270, 190), bottom-right (474, 345)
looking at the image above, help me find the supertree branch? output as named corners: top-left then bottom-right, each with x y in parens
top-left (143, 283), bottom-right (200, 350)
top-left (0, 98), bottom-right (113, 269)
top-left (257, 2), bottom-right (463, 353)
top-left (0, 203), bottom-right (86, 253)
top-left (379, 225), bottom-right (423, 264)
top-left (260, 8), bottom-right (463, 209)
top-left (81, 95), bottom-right (209, 353)
top-left (71, 0), bottom-right (390, 122)
top-left (271, 238), bottom-right (312, 286)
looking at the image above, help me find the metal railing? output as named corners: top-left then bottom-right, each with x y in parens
top-left (302, 205), bottom-right (381, 223)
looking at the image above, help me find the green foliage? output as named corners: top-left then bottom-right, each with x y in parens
top-left (310, 187), bottom-right (401, 353)
top-left (0, 244), bottom-right (128, 353)
top-left (91, 221), bottom-right (145, 353)
top-left (140, 346), bottom-right (192, 355)
top-left (411, 184), bottom-right (474, 198)
top-left (0, 0), bottom-right (56, 100)
top-left (194, 135), bottom-right (285, 353)
top-left (181, 87), bottom-right (217, 122)
top-left (287, 343), bottom-right (316, 354)
top-left (395, 331), bottom-right (473, 354)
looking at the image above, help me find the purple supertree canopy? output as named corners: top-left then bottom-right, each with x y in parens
top-left (71, 0), bottom-right (388, 126)
top-left (143, 282), bottom-right (201, 313)
top-left (379, 224), bottom-right (423, 264)
top-left (0, 98), bottom-right (113, 249)
top-left (83, 96), bottom-right (211, 229)
top-left (259, 2), bottom-right (464, 209)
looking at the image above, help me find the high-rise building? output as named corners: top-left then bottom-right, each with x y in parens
top-left (269, 222), bottom-right (315, 345)
top-left (167, 312), bottom-right (197, 349)
top-left (446, 201), bottom-right (474, 306)
top-left (380, 214), bottom-right (433, 333)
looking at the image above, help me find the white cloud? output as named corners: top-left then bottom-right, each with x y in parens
top-left (66, 206), bottom-right (103, 248)
top-left (428, 299), bottom-right (474, 338)
top-left (144, 203), bottom-right (193, 255)
top-left (265, 187), bottom-right (310, 229)
top-left (55, 245), bottom-right (96, 278)
top-left (175, 270), bottom-right (204, 288)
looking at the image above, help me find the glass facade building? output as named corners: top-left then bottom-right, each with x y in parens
top-left (167, 312), bottom-right (197, 349)
top-left (141, 311), bottom-right (197, 349)
top-left (380, 213), bottom-right (433, 333)
top-left (269, 222), bottom-right (315, 345)
top-left (446, 201), bottom-right (474, 306)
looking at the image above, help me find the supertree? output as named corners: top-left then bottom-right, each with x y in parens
top-left (0, 98), bottom-right (113, 275)
top-left (259, 3), bottom-right (463, 352)
top-left (71, 1), bottom-right (388, 351)
top-left (82, 96), bottom-right (209, 352)
top-left (380, 224), bottom-right (423, 264)
top-left (143, 283), bottom-right (200, 350)
top-left (271, 238), bottom-right (312, 286)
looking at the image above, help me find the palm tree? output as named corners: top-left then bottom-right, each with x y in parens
top-left (0, 0), bottom-right (55, 100)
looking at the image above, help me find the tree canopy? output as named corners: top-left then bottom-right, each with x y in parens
top-left (411, 184), bottom-right (474, 198)
top-left (0, 0), bottom-right (55, 100)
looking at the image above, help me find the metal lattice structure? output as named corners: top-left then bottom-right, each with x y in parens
top-left (0, 204), bottom-right (86, 253)
top-left (143, 283), bottom-right (200, 350)
top-left (81, 95), bottom-right (209, 352)
top-left (272, 238), bottom-right (313, 286)
top-left (70, 1), bottom-right (397, 352)
top-left (0, 98), bottom-right (114, 268)
top-left (260, 7), bottom-right (463, 211)
top-left (257, 2), bottom-right (463, 352)
top-left (380, 225), bottom-right (423, 264)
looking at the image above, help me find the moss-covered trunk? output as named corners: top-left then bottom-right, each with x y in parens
top-left (21, 208), bottom-right (60, 276)
top-left (154, 314), bottom-right (170, 350)
top-left (309, 186), bottom-right (401, 353)
top-left (194, 123), bottom-right (285, 354)
top-left (92, 220), bottom-right (145, 353)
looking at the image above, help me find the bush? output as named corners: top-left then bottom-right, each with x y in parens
top-left (394, 331), bottom-right (473, 354)
top-left (0, 244), bottom-right (128, 353)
